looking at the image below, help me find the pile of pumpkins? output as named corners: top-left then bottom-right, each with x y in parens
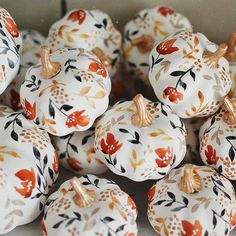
top-left (0, 5), bottom-right (236, 236)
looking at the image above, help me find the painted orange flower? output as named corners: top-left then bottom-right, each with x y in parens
top-left (66, 110), bottom-right (90, 128)
top-left (158, 7), bottom-right (174, 16)
top-left (10, 89), bottom-right (21, 111)
top-left (155, 146), bottom-right (173, 168)
top-left (230, 210), bottom-right (236, 228)
top-left (127, 196), bottom-right (137, 211)
top-left (101, 132), bottom-right (122, 155)
top-left (156, 39), bottom-right (179, 55)
top-left (15, 168), bottom-right (36, 198)
top-left (52, 152), bottom-right (59, 174)
top-left (67, 157), bottom-right (83, 171)
top-left (23, 99), bottom-right (36, 120)
top-left (163, 87), bottom-right (183, 104)
top-left (181, 220), bottom-right (203, 236)
top-left (4, 17), bottom-right (19, 38)
top-left (147, 185), bottom-right (156, 203)
top-left (67, 10), bottom-right (86, 24)
top-left (204, 145), bottom-right (219, 165)
top-left (41, 220), bottom-right (48, 236)
top-left (88, 60), bottom-right (107, 78)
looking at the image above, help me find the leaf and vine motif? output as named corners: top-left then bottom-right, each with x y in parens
top-left (82, 126), bottom-right (95, 145)
top-left (88, 10), bottom-right (108, 29)
top-left (226, 136), bottom-right (236, 161)
top-left (211, 176), bottom-right (231, 200)
top-left (52, 212), bottom-right (82, 229)
top-left (182, 36), bottom-right (199, 60)
top-left (105, 155), bottom-right (126, 174)
top-left (23, 74), bottom-right (41, 92)
top-left (148, 128), bottom-right (173, 141)
top-left (118, 128), bottom-right (141, 145)
top-left (191, 197), bottom-right (212, 213)
top-left (100, 217), bottom-right (127, 236)
top-left (64, 59), bottom-right (82, 82)
top-left (0, 146), bottom-right (20, 161)
top-left (154, 192), bottom-right (189, 212)
top-left (81, 175), bottom-right (100, 188)
top-left (150, 54), bottom-right (164, 71)
top-left (211, 126), bottom-right (224, 146)
top-left (212, 209), bottom-right (230, 235)
top-left (203, 116), bottom-right (216, 135)
top-left (111, 49), bottom-right (121, 68)
top-left (153, 217), bottom-right (169, 236)
top-left (130, 149), bottom-right (144, 172)
top-left (169, 119), bottom-right (185, 135)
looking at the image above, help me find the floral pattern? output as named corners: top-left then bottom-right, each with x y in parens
top-left (123, 6), bottom-right (192, 83)
top-left (155, 147), bottom-right (173, 168)
top-left (148, 165), bottom-right (236, 236)
top-left (42, 175), bottom-right (138, 236)
top-left (101, 132), bottom-right (123, 155)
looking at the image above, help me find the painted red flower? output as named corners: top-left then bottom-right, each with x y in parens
top-left (101, 133), bottom-right (122, 155)
top-left (156, 39), bottom-right (179, 55)
top-left (155, 146), bottom-right (173, 168)
top-left (41, 220), bottom-right (48, 236)
top-left (230, 210), bottom-right (236, 228)
top-left (15, 168), bottom-right (36, 198)
top-left (181, 220), bottom-right (203, 236)
top-left (127, 195), bottom-right (137, 211)
top-left (4, 17), bottom-right (19, 37)
top-left (52, 152), bottom-right (59, 174)
top-left (67, 157), bottom-right (83, 171)
top-left (23, 99), bottom-right (36, 120)
top-left (158, 6), bottom-right (174, 16)
top-left (205, 145), bottom-right (219, 165)
top-left (88, 60), bottom-right (107, 78)
top-left (163, 87), bottom-right (183, 104)
top-left (147, 185), bottom-right (156, 203)
top-left (66, 110), bottom-right (90, 128)
top-left (67, 10), bottom-right (86, 24)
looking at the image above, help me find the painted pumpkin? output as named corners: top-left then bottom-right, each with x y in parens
top-left (1, 29), bottom-right (45, 110)
top-left (147, 164), bottom-right (236, 236)
top-left (41, 175), bottom-right (138, 236)
top-left (20, 46), bottom-right (111, 136)
top-left (149, 31), bottom-right (232, 118)
top-left (52, 124), bottom-right (108, 175)
top-left (199, 98), bottom-right (236, 180)
top-left (0, 7), bottom-right (22, 95)
top-left (94, 94), bottom-right (187, 181)
top-left (47, 9), bottom-right (122, 77)
top-left (123, 6), bottom-right (192, 84)
top-left (0, 105), bottom-right (58, 234)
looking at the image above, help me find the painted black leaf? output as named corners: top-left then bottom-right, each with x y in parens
top-left (94, 179), bottom-right (99, 187)
top-left (49, 100), bottom-right (55, 119)
top-left (48, 167), bottom-right (54, 179)
top-left (70, 143), bottom-right (78, 153)
top-left (170, 121), bottom-right (176, 129)
top-left (31, 193), bottom-right (42, 199)
top-left (229, 146), bottom-right (235, 161)
top-left (140, 62), bottom-right (149, 67)
top-left (36, 165), bottom-right (43, 176)
top-left (128, 61), bottom-right (136, 68)
top-left (167, 192), bottom-right (175, 200)
top-left (103, 216), bottom-right (114, 223)
top-left (75, 75), bottom-right (82, 82)
top-left (204, 230), bottom-right (209, 236)
top-left (158, 172), bottom-right (167, 176)
top-left (115, 224), bottom-right (125, 233)
top-left (113, 156), bottom-right (117, 165)
top-left (43, 155), bottom-right (48, 168)
top-left (73, 211), bottom-right (81, 220)
top-left (59, 214), bottom-right (69, 218)
top-left (11, 130), bottom-right (18, 141)
top-left (37, 174), bottom-right (41, 187)
top-left (59, 152), bottom-right (66, 159)
top-left (53, 220), bottom-right (64, 229)
top-left (213, 186), bottom-right (218, 196)
top-left (161, 104), bottom-right (167, 116)
top-left (113, 49), bottom-right (120, 54)
top-left (171, 206), bottom-right (185, 212)
top-left (220, 209), bottom-right (225, 216)
top-left (82, 135), bottom-right (90, 145)
top-left (103, 18), bottom-right (107, 28)
top-left (225, 227), bottom-right (228, 235)
top-left (94, 23), bottom-right (102, 28)
top-left (4, 120), bottom-right (12, 130)
top-left (179, 81), bottom-right (187, 90)
top-left (1, 38), bottom-right (8, 47)
top-left (170, 71), bottom-right (185, 76)
top-left (33, 146), bottom-right (41, 159)
top-left (7, 58), bottom-right (15, 69)
top-left (154, 200), bottom-right (165, 205)
top-left (15, 118), bottom-right (22, 127)
top-left (182, 196), bottom-right (189, 206)
top-left (135, 131), bottom-right (140, 141)
top-left (119, 128), bottom-right (129, 133)
top-left (128, 139), bottom-right (140, 144)
top-left (120, 165), bottom-right (126, 173)
top-left (39, 202), bottom-right (43, 211)
top-left (0, 29), bottom-right (6, 36)
top-left (65, 219), bottom-right (74, 227)
top-left (131, 30), bottom-right (139, 36)
top-left (190, 70), bottom-right (196, 81)
top-left (211, 116), bottom-right (215, 126)
top-left (217, 165), bottom-right (223, 173)
top-left (82, 181), bottom-right (90, 186)
top-left (212, 214), bottom-right (217, 229)
top-left (226, 136), bottom-right (236, 140)
top-left (214, 179), bottom-right (224, 187)
top-left (165, 201), bottom-right (173, 207)
top-left (60, 104), bottom-right (73, 111)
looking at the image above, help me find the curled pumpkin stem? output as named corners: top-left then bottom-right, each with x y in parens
top-left (223, 96), bottom-right (236, 125)
top-left (131, 94), bottom-right (153, 127)
top-left (203, 43), bottom-right (228, 68)
top-left (178, 164), bottom-right (201, 194)
top-left (131, 34), bottom-right (154, 53)
top-left (70, 177), bottom-right (96, 208)
top-left (225, 32), bottom-right (236, 62)
top-left (92, 47), bottom-right (112, 67)
top-left (40, 46), bottom-right (61, 79)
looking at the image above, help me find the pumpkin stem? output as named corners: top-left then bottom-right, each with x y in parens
top-left (40, 46), bottom-right (61, 79)
top-left (223, 96), bottom-right (236, 125)
top-left (178, 164), bottom-right (201, 194)
top-left (91, 47), bottom-right (111, 67)
top-left (131, 34), bottom-right (154, 53)
top-left (225, 32), bottom-right (236, 61)
top-left (203, 43), bottom-right (228, 68)
top-left (131, 94), bottom-right (153, 127)
top-left (70, 177), bottom-right (96, 208)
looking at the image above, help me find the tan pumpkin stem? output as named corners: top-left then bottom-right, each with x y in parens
top-left (225, 32), bottom-right (236, 61)
top-left (92, 47), bottom-right (111, 67)
top-left (131, 34), bottom-right (154, 53)
top-left (131, 94), bottom-right (153, 127)
top-left (203, 43), bottom-right (228, 68)
top-left (40, 46), bottom-right (61, 79)
top-left (223, 96), bottom-right (236, 125)
top-left (70, 177), bottom-right (96, 208)
top-left (178, 164), bottom-right (201, 194)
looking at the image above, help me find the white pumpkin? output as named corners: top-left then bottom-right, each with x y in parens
top-left (20, 46), bottom-right (110, 136)
top-left (147, 164), bottom-right (236, 236)
top-left (94, 94), bottom-right (186, 181)
top-left (41, 175), bottom-right (138, 236)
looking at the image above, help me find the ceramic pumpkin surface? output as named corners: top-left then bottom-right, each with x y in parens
top-left (123, 6), bottom-right (192, 84)
top-left (1, 29), bottom-right (45, 110)
top-left (20, 46), bottom-right (110, 136)
top-left (94, 94), bottom-right (187, 181)
top-left (147, 164), bottom-right (236, 236)
top-left (52, 124), bottom-right (108, 175)
top-left (47, 9), bottom-right (122, 77)
top-left (0, 105), bottom-right (58, 234)
top-left (149, 31), bottom-right (232, 118)
top-left (0, 7), bottom-right (22, 95)
top-left (199, 98), bottom-right (236, 180)
top-left (41, 175), bottom-right (138, 236)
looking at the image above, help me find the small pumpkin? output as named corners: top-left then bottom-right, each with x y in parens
top-left (94, 94), bottom-right (187, 181)
top-left (147, 164), bottom-right (236, 236)
top-left (0, 105), bottom-right (58, 234)
top-left (0, 7), bottom-right (22, 94)
top-left (41, 175), bottom-right (138, 236)
top-left (199, 98), bottom-right (236, 180)
top-left (149, 31), bottom-right (232, 118)
top-left (52, 124), bottom-right (108, 175)
top-left (20, 46), bottom-right (110, 136)
top-left (1, 29), bottom-right (45, 110)
top-left (47, 9), bottom-right (122, 77)
top-left (123, 6), bottom-right (192, 84)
